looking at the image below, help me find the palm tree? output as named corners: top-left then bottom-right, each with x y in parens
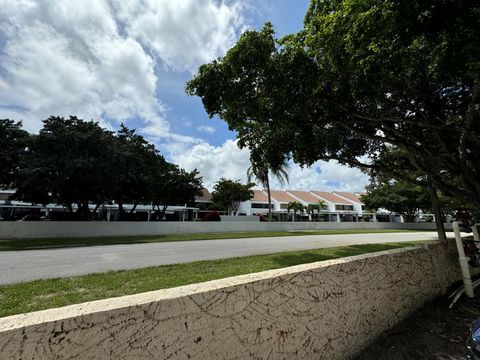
top-left (247, 160), bottom-right (289, 219)
top-left (287, 201), bottom-right (305, 222)
top-left (306, 200), bottom-right (327, 221)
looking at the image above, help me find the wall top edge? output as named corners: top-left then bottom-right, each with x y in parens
top-left (0, 242), bottom-right (436, 331)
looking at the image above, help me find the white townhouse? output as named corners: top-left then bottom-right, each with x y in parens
top-left (310, 191), bottom-right (358, 222)
top-left (237, 190), bottom-right (272, 216)
top-left (332, 191), bottom-right (365, 215)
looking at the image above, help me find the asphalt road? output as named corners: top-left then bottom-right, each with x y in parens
top-left (0, 232), bottom-right (439, 285)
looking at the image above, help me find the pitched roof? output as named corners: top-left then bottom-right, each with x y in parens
top-left (252, 190), bottom-right (269, 202)
top-left (310, 191), bottom-right (353, 205)
top-left (195, 188), bottom-right (212, 202)
top-left (269, 190), bottom-right (298, 203)
top-left (287, 190), bottom-right (322, 203)
top-left (333, 191), bottom-right (364, 204)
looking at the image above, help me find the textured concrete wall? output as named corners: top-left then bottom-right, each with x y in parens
top-left (0, 242), bottom-right (461, 359)
top-left (0, 220), bottom-right (449, 239)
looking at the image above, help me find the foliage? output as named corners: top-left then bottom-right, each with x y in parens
top-left (113, 124), bottom-right (160, 216)
top-left (211, 178), bottom-right (254, 215)
top-left (8, 116), bottom-right (203, 220)
top-left (247, 158), bottom-right (289, 218)
top-left (203, 211), bottom-right (221, 221)
top-left (0, 119), bottom-right (31, 189)
top-left (149, 163), bottom-right (203, 220)
top-left (287, 201), bottom-right (305, 221)
top-left (361, 181), bottom-right (431, 222)
top-left (14, 116), bottom-right (117, 217)
top-left (187, 1), bottom-right (480, 210)
top-left (306, 201), bottom-right (327, 217)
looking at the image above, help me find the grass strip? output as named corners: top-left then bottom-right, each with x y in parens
top-left (0, 241), bottom-right (420, 318)
top-left (0, 229), bottom-right (420, 251)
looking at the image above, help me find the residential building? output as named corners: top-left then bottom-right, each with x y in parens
top-left (238, 190), bottom-right (272, 216)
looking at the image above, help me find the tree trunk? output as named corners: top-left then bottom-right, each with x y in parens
top-left (266, 174), bottom-right (272, 219)
top-left (429, 185), bottom-right (447, 242)
top-left (93, 203), bottom-right (100, 214)
top-left (158, 205), bottom-right (168, 221)
top-left (129, 201), bottom-right (138, 214)
top-left (117, 201), bottom-right (124, 221)
top-left (76, 202), bottom-right (91, 221)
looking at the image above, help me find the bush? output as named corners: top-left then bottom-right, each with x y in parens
top-left (203, 211), bottom-right (221, 221)
top-left (259, 215), bottom-right (276, 222)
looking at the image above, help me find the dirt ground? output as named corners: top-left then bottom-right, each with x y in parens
top-left (355, 287), bottom-right (480, 360)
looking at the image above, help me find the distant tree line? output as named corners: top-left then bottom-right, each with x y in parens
top-left (0, 117), bottom-right (203, 220)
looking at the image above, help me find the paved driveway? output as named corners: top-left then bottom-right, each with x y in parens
top-left (0, 231), bottom-right (439, 284)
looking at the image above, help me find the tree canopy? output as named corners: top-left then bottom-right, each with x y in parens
top-left (211, 178), bottom-right (254, 215)
top-left (306, 201), bottom-right (327, 218)
top-left (9, 116), bottom-right (203, 220)
top-left (361, 181), bottom-right (431, 222)
top-left (187, 0), bottom-right (480, 210)
top-left (287, 201), bottom-right (305, 220)
top-left (0, 119), bottom-right (31, 189)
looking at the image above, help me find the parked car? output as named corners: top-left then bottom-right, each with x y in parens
top-left (467, 317), bottom-right (480, 359)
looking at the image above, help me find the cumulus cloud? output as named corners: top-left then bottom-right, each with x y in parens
top-left (0, 0), bottom-right (245, 132)
top-left (112, 0), bottom-right (245, 72)
top-left (197, 125), bottom-right (216, 134)
top-left (171, 139), bottom-right (251, 189)
top-left (0, 1), bottom-right (370, 192)
top-left (172, 139), bottom-right (370, 192)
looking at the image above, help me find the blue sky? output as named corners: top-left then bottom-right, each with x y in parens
top-left (0, 0), bottom-right (369, 191)
top-left (147, 0), bottom-right (311, 148)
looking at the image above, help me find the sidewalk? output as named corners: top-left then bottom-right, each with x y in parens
top-left (355, 288), bottom-right (479, 359)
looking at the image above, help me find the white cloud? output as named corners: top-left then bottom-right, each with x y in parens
top-left (172, 139), bottom-right (370, 192)
top-left (0, 0), bottom-right (369, 193)
top-left (277, 161), bottom-right (370, 193)
top-left (197, 125), bottom-right (215, 134)
top-left (0, 0), bottom-right (245, 133)
top-left (113, 0), bottom-right (245, 72)
top-left (171, 139), bottom-right (251, 189)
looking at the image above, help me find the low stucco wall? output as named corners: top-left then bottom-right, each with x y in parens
top-left (0, 241), bottom-right (461, 359)
top-left (0, 220), bottom-right (450, 239)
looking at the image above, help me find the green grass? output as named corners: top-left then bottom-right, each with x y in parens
top-left (0, 229), bottom-right (420, 251)
top-left (0, 241), bottom-right (421, 318)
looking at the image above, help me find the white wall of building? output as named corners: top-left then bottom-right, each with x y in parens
top-left (309, 193), bottom-right (337, 212)
top-left (332, 193), bottom-right (364, 214)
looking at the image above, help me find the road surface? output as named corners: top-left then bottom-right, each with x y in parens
top-left (0, 231), bottom-right (439, 284)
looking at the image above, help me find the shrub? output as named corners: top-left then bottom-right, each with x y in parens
top-left (203, 211), bottom-right (221, 221)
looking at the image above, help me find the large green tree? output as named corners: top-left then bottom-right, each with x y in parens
top-left (14, 116), bottom-right (117, 218)
top-left (149, 163), bottom-right (203, 220)
top-left (113, 124), bottom-right (160, 218)
top-left (211, 178), bottom-right (254, 215)
top-left (12, 117), bottom-right (204, 221)
top-left (187, 1), bottom-right (480, 211)
top-left (0, 119), bottom-right (31, 189)
top-left (361, 181), bottom-right (431, 222)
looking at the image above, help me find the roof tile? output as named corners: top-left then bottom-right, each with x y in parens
top-left (333, 191), bottom-right (364, 204)
top-left (287, 190), bottom-right (323, 203)
top-left (269, 190), bottom-right (299, 203)
top-left (311, 191), bottom-right (353, 205)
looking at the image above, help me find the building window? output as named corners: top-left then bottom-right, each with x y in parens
top-left (335, 204), bottom-right (354, 211)
top-left (280, 203), bottom-right (288, 210)
top-left (251, 203), bottom-right (273, 209)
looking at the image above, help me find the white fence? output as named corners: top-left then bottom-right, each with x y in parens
top-left (0, 221), bottom-right (450, 239)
